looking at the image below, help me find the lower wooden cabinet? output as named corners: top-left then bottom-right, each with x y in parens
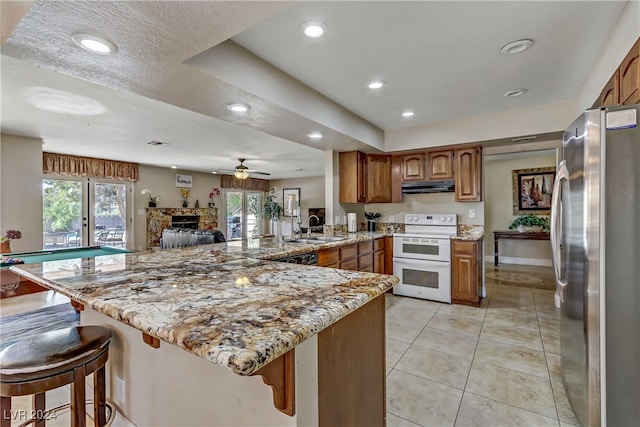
top-left (316, 238), bottom-right (389, 273)
top-left (451, 238), bottom-right (483, 307)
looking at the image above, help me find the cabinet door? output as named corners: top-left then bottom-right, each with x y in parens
top-left (620, 38), bottom-right (640, 105)
top-left (427, 150), bottom-right (454, 180)
top-left (600, 70), bottom-right (619, 106)
top-left (455, 146), bottom-right (482, 202)
top-left (451, 253), bottom-right (477, 302)
top-left (340, 257), bottom-right (358, 271)
top-left (339, 151), bottom-right (366, 203)
top-left (373, 250), bottom-right (385, 274)
top-left (384, 236), bottom-right (394, 275)
top-left (318, 248), bottom-right (339, 267)
top-left (402, 153), bottom-right (425, 181)
top-left (366, 154), bottom-right (392, 203)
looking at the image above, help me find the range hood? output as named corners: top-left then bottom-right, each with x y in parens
top-left (401, 180), bottom-right (455, 194)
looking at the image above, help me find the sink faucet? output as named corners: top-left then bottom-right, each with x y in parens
top-left (307, 215), bottom-right (320, 238)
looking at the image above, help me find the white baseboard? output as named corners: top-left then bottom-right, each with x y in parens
top-left (485, 255), bottom-right (552, 267)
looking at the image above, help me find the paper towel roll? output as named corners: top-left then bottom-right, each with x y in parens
top-left (347, 213), bottom-right (357, 233)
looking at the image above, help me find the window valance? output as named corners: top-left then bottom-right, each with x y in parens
top-left (220, 175), bottom-right (269, 192)
top-left (43, 152), bottom-right (139, 181)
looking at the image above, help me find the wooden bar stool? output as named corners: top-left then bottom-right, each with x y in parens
top-left (0, 326), bottom-right (111, 427)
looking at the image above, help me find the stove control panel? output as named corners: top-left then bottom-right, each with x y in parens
top-left (404, 213), bottom-right (457, 226)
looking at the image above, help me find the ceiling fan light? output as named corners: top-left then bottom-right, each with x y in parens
top-left (234, 170), bottom-right (250, 179)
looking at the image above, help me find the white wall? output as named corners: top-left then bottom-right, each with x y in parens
top-left (484, 149), bottom-right (557, 266)
top-left (134, 165), bottom-right (223, 251)
top-left (0, 134), bottom-right (43, 252)
top-left (268, 176), bottom-right (325, 236)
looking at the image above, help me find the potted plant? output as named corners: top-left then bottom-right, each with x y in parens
top-left (141, 189), bottom-right (160, 207)
top-left (263, 188), bottom-right (282, 235)
top-left (1, 229), bottom-right (22, 253)
top-left (180, 188), bottom-right (190, 208)
top-left (509, 214), bottom-right (550, 232)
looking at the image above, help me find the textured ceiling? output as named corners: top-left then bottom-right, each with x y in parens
top-left (0, 1), bottom-right (633, 178)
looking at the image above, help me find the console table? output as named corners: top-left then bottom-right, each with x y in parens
top-left (493, 230), bottom-right (550, 266)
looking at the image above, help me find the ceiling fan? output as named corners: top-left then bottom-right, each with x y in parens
top-left (217, 158), bottom-right (271, 179)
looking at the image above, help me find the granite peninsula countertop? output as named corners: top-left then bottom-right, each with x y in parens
top-left (10, 232), bottom-right (397, 376)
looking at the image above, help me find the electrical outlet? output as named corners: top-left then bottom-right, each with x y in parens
top-left (137, 209), bottom-right (146, 216)
top-left (116, 376), bottom-right (124, 403)
top-left (469, 209), bottom-right (476, 219)
top-left (389, 216), bottom-right (396, 222)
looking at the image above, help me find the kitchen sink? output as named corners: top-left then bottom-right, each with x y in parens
top-left (283, 236), bottom-right (348, 244)
top-left (307, 236), bottom-right (348, 242)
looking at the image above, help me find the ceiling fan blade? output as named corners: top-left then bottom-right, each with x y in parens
top-left (251, 171), bottom-right (271, 176)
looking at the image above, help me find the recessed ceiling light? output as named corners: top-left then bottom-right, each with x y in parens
top-left (307, 132), bottom-right (323, 139)
top-left (227, 103), bottom-right (250, 113)
top-left (171, 165), bottom-right (178, 169)
top-left (368, 80), bottom-right (386, 90)
top-left (504, 88), bottom-right (528, 97)
top-left (402, 111), bottom-right (415, 117)
top-left (301, 21), bottom-right (328, 38)
top-left (24, 87), bottom-right (106, 116)
top-left (71, 33), bottom-right (117, 55)
top-left (500, 39), bottom-right (534, 55)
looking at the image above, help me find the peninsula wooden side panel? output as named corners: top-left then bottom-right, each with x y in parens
top-left (318, 295), bottom-right (385, 427)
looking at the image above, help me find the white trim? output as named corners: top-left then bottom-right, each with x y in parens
top-left (485, 255), bottom-right (552, 267)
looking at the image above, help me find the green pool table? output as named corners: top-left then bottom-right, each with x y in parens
top-left (1, 246), bottom-right (130, 298)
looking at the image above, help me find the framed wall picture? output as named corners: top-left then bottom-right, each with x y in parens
top-left (512, 167), bottom-right (556, 214)
top-left (283, 188), bottom-right (300, 217)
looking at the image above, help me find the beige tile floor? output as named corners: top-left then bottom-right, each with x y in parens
top-left (2, 264), bottom-right (576, 427)
top-left (385, 263), bottom-right (578, 427)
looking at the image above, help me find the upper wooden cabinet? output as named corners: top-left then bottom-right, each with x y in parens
top-left (339, 151), bottom-right (367, 203)
top-left (340, 151), bottom-right (395, 203)
top-left (402, 153), bottom-right (425, 181)
top-left (598, 37), bottom-right (639, 107)
top-left (455, 146), bottom-right (482, 202)
top-left (600, 70), bottom-right (620, 106)
top-left (366, 154), bottom-right (393, 203)
top-left (620, 38), bottom-right (639, 105)
top-left (427, 150), bottom-right (454, 180)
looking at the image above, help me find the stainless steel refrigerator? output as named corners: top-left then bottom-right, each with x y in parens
top-left (551, 104), bottom-right (640, 426)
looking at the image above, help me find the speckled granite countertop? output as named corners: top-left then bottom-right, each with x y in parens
top-left (10, 232), bottom-right (397, 375)
top-left (451, 225), bottom-right (485, 241)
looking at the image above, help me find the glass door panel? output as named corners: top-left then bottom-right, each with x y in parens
top-left (246, 191), bottom-right (263, 238)
top-left (226, 190), bottom-right (243, 240)
top-left (93, 181), bottom-right (128, 247)
top-left (42, 179), bottom-right (86, 249)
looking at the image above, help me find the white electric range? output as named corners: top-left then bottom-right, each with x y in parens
top-left (392, 213), bottom-right (457, 303)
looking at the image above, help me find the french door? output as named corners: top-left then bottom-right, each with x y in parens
top-left (42, 177), bottom-right (132, 249)
top-left (224, 190), bottom-right (264, 240)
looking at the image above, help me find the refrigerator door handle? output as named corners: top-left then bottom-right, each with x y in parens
top-left (551, 160), bottom-right (569, 302)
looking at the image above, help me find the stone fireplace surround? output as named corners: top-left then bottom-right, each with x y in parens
top-left (146, 208), bottom-right (218, 249)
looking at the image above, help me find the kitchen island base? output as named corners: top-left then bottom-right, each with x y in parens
top-left (82, 294), bottom-right (385, 426)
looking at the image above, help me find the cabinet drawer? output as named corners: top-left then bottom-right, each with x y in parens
top-left (452, 240), bottom-right (477, 256)
top-left (358, 241), bottom-right (373, 255)
top-left (358, 253), bottom-right (374, 269)
top-left (374, 238), bottom-right (385, 251)
top-left (340, 257), bottom-right (358, 271)
top-left (318, 248), bottom-right (339, 267)
top-left (340, 244), bottom-right (357, 260)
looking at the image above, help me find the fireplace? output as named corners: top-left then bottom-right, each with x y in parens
top-left (171, 215), bottom-right (199, 229)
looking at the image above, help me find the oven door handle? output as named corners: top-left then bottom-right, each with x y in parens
top-left (393, 257), bottom-right (450, 267)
